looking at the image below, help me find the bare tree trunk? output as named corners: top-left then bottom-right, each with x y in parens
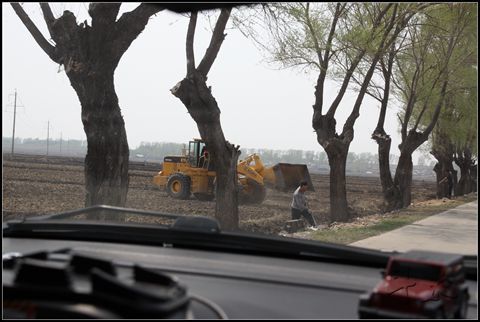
top-left (470, 165), bottom-right (477, 193)
top-left (393, 151), bottom-right (414, 207)
top-left (433, 162), bottom-right (450, 198)
top-left (313, 114), bottom-right (354, 221)
top-left (372, 130), bottom-right (402, 211)
top-left (326, 145), bottom-right (350, 222)
top-left (455, 148), bottom-right (475, 196)
top-left (171, 73), bottom-right (240, 230)
top-left (431, 139), bottom-right (455, 199)
top-left (68, 71), bottom-right (129, 213)
top-left (457, 165), bottom-right (469, 196)
top-left (208, 135), bottom-right (240, 230)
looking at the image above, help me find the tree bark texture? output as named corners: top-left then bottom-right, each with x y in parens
top-left (388, 128), bottom-right (432, 208)
top-left (314, 116), bottom-right (351, 222)
top-left (326, 145), bottom-right (350, 223)
top-left (68, 71), bottom-right (130, 212)
top-left (372, 130), bottom-right (402, 211)
top-left (393, 151), bottom-right (414, 207)
top-left (431, 133), bottom-right (456, 199)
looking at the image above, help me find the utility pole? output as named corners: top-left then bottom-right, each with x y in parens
top-left (11, 89), bottom-right (17, 156)
top-left (46, 120), bottom-right (50, 157)
top-left (60, 132), bottom-right (62, 154)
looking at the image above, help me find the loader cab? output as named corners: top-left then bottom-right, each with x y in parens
top-left (188, 139), bottom-right (209, 169)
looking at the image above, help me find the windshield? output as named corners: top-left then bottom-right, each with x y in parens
top-left (2, 2), bottom-right (478, 259)
top-left (389, 261), bottom-right (442, 282)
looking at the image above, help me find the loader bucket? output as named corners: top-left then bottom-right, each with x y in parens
top-left (272, 163), bottom-right (315, 192)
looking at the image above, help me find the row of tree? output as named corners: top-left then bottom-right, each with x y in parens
top-left (12, 3), bottom-right (476, 229)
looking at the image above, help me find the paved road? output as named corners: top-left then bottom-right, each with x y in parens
top-left (350, 200), bottom-right (478, 255)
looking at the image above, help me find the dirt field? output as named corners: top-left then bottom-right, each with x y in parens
top-left (2, 154), bottom-right (438, 235)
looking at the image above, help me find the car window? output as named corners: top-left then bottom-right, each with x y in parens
top-left (389, 261), bottom-right (442, 282)
top-left (3, 2), bottom-right (477, 256)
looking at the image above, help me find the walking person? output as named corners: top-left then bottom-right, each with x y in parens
top-left (291, 180), bottom-right (317, 228)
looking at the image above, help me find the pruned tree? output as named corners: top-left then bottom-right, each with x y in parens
top-left (11, 3), bottom-right (162, 217)
top-left (393, 3), bottom-right (476, 205)
top-left (170, 9), bottom-right (241, 230)
top-left (235, 3), bottom-right (418, 222)
top-left (361, 6), bottom-right (429, 209)
top-left (359, 3), bottom-right (475, 209)
top-left (430, 26), bottom-right (477, 197)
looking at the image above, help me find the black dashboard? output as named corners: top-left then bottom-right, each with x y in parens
top-left (3, 237), bottom-right (478, 319)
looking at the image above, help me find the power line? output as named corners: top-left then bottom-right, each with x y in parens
top-left (18, 111), bottom-right (37, 129)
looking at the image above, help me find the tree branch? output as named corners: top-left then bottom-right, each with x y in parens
top-left (312, 3), bottom-right (343, 115)
top-left (272, 54), bottom-right (321, 69)
top-left (420, 24), bottom-right (459, 141)
top-left (186, 12), bottom-right (198, 77)
top-left (351, 73), bottom-right (384, 102)
top-left (326, 3), bottom-right (398, 119)
top-left (391, 58), bottom-right (409, 98)
top-left (326, 49), bottom-right (366, 118)
top-left (304, 2), bottom-right (323, 66)
top-left (39, 3), bottom-right (56, 39)
top-left (343, 4), bottom-right (399, 132)
top-left (11, 3), bottom-right (61, 63)
top-left (324, 3), bottom-right (346, 65)
top-left (114, 3), bottom-right (164, 58)
top-left (375, 43), bottom-right (396, 131)
top-left (412, 69), bottom-right (442, 132)
top-left (401, 68), bottom-right (419, 142)
top-left (197, 8), bottom-right (232, 77)
top-left (420, 80), bottom-right (447, 141)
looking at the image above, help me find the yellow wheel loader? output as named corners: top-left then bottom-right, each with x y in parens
top-left (153, 139), bottom-right (314, 204)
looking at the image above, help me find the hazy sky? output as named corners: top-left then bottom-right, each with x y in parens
top-left (2, 3), bottom-right (431, 163)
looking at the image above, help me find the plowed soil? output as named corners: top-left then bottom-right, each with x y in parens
top-left (2, 154), bottom-right (437, 235)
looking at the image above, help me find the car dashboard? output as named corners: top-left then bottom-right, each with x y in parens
top-left (3, 236), bottom-right (478, 319)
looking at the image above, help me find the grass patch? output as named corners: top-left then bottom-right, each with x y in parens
top-left (310, 214), bottom-right (430, 244)
top-left (309, 194), bottom-right (477, 245)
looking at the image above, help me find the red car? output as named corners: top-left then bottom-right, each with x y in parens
top-left (358, 250), bottom-right (470, 319)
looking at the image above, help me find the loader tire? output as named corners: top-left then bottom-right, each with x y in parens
top-left (167, 173), bottom-right (191, 200)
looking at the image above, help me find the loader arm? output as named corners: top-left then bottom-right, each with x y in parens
top-left (237, 155), bottom-right (264, 185)
top-left (237, 154), bottom-right (314, 191)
